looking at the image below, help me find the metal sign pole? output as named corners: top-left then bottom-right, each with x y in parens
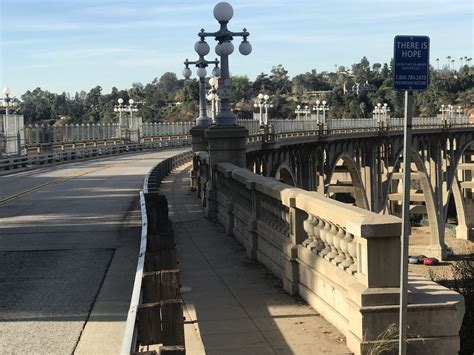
top-left (399, 89), bottom-right (413, 355)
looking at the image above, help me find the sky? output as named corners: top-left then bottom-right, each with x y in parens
top-left (0, 0), bottom-right (472, 96)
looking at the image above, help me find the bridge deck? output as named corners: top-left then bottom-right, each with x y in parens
top-left (0, 148), bottom-right (188, 354)
top-left (159, 164), bottom-right (350, 355)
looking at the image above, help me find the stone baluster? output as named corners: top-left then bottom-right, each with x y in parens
top-left (310, 216), bottom-right (325, 253)
top-left (339, 230), bottom-right (353, 271)
top-left (319, 220), bottom-right (331, 257)
top-left (326, 222), bottom-right (338, 261)
top-left (302, 215), bottom-right (316, 247)
top-left (346, 232), bottom-right (357, 274)
top-left (333, 225), bottom-right (346, 265)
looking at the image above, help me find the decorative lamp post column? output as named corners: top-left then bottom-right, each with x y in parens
top-left (207, 77), bottom-right (219, 123)
top-left (183, 53), bottom-right (220, 127)
top-left (199, 2), bottom-right (252, 126)
top-left (254, 93), bottom-right (265, 125)
top-left (263, 94), bottom-right (273, 125)
top-left (321, 100), bottom-right (330, 123)
top-left (456, 106), bottom-right (463, 123)
top-left (2, 87), bottom-right (16, 116)
top-left (114, 98), bottom-right (126, 127)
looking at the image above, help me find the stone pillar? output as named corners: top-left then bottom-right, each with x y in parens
top-left (190, 126), bottom-right (208, 191)
top-left (205, 126), bottom-right (248, 168)
top-left (204, 126), bottom-right (248, 220)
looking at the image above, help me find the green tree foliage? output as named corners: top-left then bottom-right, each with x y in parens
top-left (16, 58), bottom-right (473, 124)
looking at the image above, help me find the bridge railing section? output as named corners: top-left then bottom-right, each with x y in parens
top-left (193, 151), bottom-right (465, 353)
top-left (122, 151), bottom-right (192, 355)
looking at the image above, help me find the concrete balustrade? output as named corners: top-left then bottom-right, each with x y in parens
top-left (193, 147), bottom-right (465, 354)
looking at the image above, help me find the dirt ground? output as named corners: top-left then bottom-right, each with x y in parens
top-left (409, 226), bottom-right (474, 280)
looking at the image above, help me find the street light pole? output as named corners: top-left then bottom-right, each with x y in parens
top-left (199, 2), bottom-right (252, 126)
top-left (183, 54), bottom-right (220, 127)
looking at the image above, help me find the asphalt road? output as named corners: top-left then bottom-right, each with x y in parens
top-left (0, 148), bottom-right (188, 354)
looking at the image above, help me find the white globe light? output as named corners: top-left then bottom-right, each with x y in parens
top-left (196, 67), bottom-right (207, 78)
top-left (215, 43), bottom-right (221, 56)
top-left (118, 98), bottom-right (124, 104)
top-left (258, 93), bottom-right (264, 99)
top-left (212, 66), bottom-right (221, 77)
top-left (322, 100), bottom-right (327, 105)
top-left (194, 40), bottom-right (210, 56)
top-left (239, 41), bottom-right (252, 55)
top-left (129, 99), bottom-right (134, 105)
top-left (209, 77), bottom-right (218, 87)
top-left (3, 87), bottom-right (11, 96)
top-left (316, 100), bottom-right (320, 105)
top-left (264, 94), bottom-right (269, 101)
top-left (297, 105), bottom-right (301, 109)
top-left (183, 67), bottom-right (192, 79)
top-left (219, 41), bottom-right (234, 55)
top-left (214, 2), bottom-right (233, 22)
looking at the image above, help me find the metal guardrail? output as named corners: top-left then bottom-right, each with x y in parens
top-left (122, 150), bottom-right (193, 354)
top-left (0, 139), bottom-right (191, 173)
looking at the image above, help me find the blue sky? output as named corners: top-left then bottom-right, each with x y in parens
top-left (1, 0), bottom-right (472, 96)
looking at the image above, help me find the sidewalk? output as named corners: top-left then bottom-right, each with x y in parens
top-left (159, 163), bottom-right (351, 355)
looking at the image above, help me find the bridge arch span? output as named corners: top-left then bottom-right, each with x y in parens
top-left (271, 162), bottom-right (296, 186)
top-left (325, 152), bottom-right (370, 210)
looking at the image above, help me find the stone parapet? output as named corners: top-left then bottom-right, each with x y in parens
top-left (193, 154), bottom-right (465, 354)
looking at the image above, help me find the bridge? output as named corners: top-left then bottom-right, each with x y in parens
top-left (0, 117), bottom-right (472, 354)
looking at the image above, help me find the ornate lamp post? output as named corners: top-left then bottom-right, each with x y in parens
top-left (373, 102), bottom-right (390, 127)
top-left (313, 100), bottom-right (329, 123)
top-left (254, 93), bottom-right (272, 125)
top-left (295, 105), bottom-right (307, 119)
top-left (207, 77), bottom-right (219, 123)
top-left (2, 87), bottom-right (17, 116)
top-left (456, 106), bottom-right (463, 121)
top-left (183, 54), bottom-right (220, 127)
top-left (198, 2), bottom-right (252, 126)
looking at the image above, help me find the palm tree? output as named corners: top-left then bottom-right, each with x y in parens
top-left (460, 57), bottom-right (464, 67)
top-left (436, 58), bottom-right (440, 71)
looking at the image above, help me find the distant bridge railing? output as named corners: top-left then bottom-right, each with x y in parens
top-left (269, 116), bottom-right (471, 133)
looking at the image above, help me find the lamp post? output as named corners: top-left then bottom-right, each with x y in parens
top-left (254, 93), bottom-right (272, 125)
top-left (198, 2), bottom-right (252, 126)
top-left (313, 100), bottom-right (329, 123)
top-left (2, 87), bottom-right (17, 116)
top-left (207, 77), bottom-right (219, 123)
top-left (183, 54), bottom-right (220, 127)
top-left (456, 106), bottom-right (463, 121)
top-left (295, 105), bottom-right (305, 119)
top-left (373, 102), bottom-right (390, 127)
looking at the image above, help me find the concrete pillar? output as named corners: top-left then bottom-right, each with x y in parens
top-left (190, 126), bottom-right (208, 191)
top-left (205, 126), bottom-right (248, 168)
top-left (204, 126), bottom-right (248, 220)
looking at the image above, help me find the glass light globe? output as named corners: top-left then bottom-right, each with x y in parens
top-left (258, 93), bottom-right (264, 100)
top-left (183, 67), bottom-right (192, 79)
top-left (114, 108), bottom-right (117, 112)
top-left (196, 67), bottom-right (207, 78)
top-left (212, 66), bottom-right (221, 77)
top-left (441, 104), bottom-right (445, 108)
top-left (254, 103), bottom-right (258, 108)
top-left (316, 100), bottom-right (320, 105)
top-left (305, 105), bottom-right (309, 109)
top-left (383, 103), bottom-right (388, 107)
top-left (377, 103), bottom-right (381, 107)
top-left (195, 40), bottom-right (210, 56)
top-left (239, 41), bottom-right (252, 55)
top-left (215, 43), bottom-right (221, 56)
top-left (209, 77), bottom-right (218, 87)
top-left (264, 94), bottom-right (269, 101)
top-left (118, 98), bottom-right (124, 104)
top-left (129, 99), bottom-right (134, 105)
top-left (219, 41), bottom-right (234, 55)
top-left (322, 100), bottom-right (327, 105)
top-left (3, 87), bottom-right (11, 96)
top-left (214, 2), bottom-right (233, 22)
top-left (297, 105), bottom-right (301, 109)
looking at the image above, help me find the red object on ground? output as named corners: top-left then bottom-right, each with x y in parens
top-left (423, 257), bottom-right (439, 266)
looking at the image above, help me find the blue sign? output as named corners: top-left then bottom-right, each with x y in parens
top-left (393, 35), bottom-right (430, 91)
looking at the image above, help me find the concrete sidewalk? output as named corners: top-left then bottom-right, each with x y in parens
top-left (159, 164), bottom-right (350, 355)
